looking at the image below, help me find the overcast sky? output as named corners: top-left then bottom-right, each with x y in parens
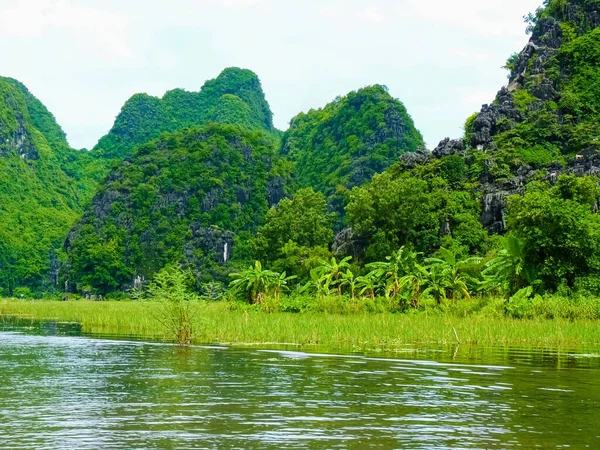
top-left (0, 0), bottom-right (543, 149)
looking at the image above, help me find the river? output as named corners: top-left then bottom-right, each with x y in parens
top-left (0, 320), bottom-right (599, 448)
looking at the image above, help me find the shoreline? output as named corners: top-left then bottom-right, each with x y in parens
top-left (2, 299), bottom-right (600, 351)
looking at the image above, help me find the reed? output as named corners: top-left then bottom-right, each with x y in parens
top-left (2, 298), bottom-right (600, 350)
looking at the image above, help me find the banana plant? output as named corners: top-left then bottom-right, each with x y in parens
top-left (315, 256), bottom-right (353, 295)
top-left (356, 271), bottom-right (380, 300)
top-left (338, 269), bottom-right (358, 300)
top-left (229, 261), bottom-right (279, 304)
top-left (272, 272), bottom-right (297, 301)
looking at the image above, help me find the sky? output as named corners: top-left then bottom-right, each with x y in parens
top-left (0, 0), bottom-right (544, 150)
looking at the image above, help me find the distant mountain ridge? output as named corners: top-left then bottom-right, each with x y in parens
top-left (92, 67), bottom-right (277, 159)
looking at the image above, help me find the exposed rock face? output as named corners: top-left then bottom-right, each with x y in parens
top-left (471, 87), bottom-right (522, 149)
top-left (186, 225), bottom-right (235, 265)
top-left (480, 181), bottom-right (525, 235)
top-left (478, 154), bottom-right (600, 234)
top-left (432, 138), bottom-right (465, 159)
top-left (0, 116), bottom-right (39, 160)
top-left (399, 147), bottom-right (431, 168)
top-left (267, 177), bottom-right (287, 207)
top-left (332, 227), bottom-right (368, 260)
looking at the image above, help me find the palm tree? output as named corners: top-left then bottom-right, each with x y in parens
top-left (229, 261), bottom-right (279, 304)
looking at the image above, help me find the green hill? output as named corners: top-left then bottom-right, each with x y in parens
top-left (281, 85), bottom-right (424, 197)
top-left (341, 0), bottom-right (600, 293)
top-left (64, 124), bottom-right (290, 294)
top-left (0, 77), bottom-right (100, 294)
top-left (93, 67), bottom-right (277, 159)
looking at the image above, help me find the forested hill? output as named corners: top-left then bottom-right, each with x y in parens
top-left (281, 85), bottom-right (424, 197)
top-left (0, 77), bottom-right (99, 294)
top-left (64, 124), bottom-right (289, 293)
top-left (467, 0), bottom-right (600, 167)
top-left (92, 67), bottom-right (277, 160)
top-left (337, 0), bottom-right (600, 295)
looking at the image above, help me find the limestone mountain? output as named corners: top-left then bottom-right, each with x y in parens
top-left (0, 77), bottom-right (100, 294)
top-left (339, 0), bottom-right (600, 260)
top-left (93, 67), bottom-right (277, 160)
top-left (64, 124), bottom-right (289, 294)
top-left (464, 0), bottom-right (600, 233)
top-left (281, 85), bottom-right (424, 198)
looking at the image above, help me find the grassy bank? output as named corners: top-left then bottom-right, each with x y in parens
top-left (2, 299), bottom-right (600, 350)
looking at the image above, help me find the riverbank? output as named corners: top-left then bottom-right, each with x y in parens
top-left (2, 299), bottom-right (600, 350)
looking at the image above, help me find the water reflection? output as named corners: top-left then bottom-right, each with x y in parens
top-left (0, 322), bottom-right (599, 448)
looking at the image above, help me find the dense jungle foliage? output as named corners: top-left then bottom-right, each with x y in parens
top-left (4, 0), bottom-right (600, 319)
top-left (93, 67), bottom-right (277, 160)
top-left (281, 85), bottom-right (424, 201)
top-left (64, 124), bottom-right (289, 294)
top-left (0, 77), bottom-right (103, 296)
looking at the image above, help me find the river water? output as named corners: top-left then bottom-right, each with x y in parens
top-left (0, 320), bottom-right (599, 449)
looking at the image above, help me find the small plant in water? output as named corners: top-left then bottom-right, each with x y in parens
top-left (146, 264), bottom-right (199, 345)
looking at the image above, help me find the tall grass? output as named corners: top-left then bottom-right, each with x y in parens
top-left (2, 298), bottom-right (600, 350)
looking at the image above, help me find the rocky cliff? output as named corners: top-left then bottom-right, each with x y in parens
top-left (448, 0), bottom-right (600, 234)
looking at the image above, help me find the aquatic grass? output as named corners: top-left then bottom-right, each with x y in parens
top-left (1, 299), bottom-right (600, 351)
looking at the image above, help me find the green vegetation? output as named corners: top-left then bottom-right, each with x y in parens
top-left (281, 85), bottom-right (424, 200)
top-left (93, 67), bottom-right (277, 159)
top-left (4, 0), bottom-right (600, 336)
top-left (2, 299), bottom-right (600, 348)
top-left (65, 123), bottom-right (290, 294)
top-left (0, 77), bottom-right (104, 296)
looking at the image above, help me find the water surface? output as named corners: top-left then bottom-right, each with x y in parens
top-left (0, 320), bottom-right (599, 449)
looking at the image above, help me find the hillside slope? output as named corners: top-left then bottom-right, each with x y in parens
top-left (0, 77), bottom-right (97, 293)
top-left (64, 124), bottom-right (289, 294)
top-left (282, 85), bottom-right (424, 198)
top-left (93, 68), bottom-right (277, 160)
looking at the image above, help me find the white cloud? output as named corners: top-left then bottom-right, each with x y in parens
top-left (401, 0), bottom-right (541, 38)
top-left (0, 0), bottom-right (133, 61)
top-left (356, 6), bottom-right (385, 24)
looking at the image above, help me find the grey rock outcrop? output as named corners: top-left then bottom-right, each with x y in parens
top-left (432, 138), bottom-right (465, 159)
top-left (399, 147), bottom-right (431, 168)
top-left (186, 224), bottom-right (235, 264)
top-left (332, 227), bottom-right (368, 260)
top-left (471, 87), bottom-right (522, 149)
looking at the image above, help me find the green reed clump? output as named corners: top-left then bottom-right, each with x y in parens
top-left (2, 297), bottom-right (600, 350)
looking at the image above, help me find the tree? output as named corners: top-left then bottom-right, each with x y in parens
top-left (425, 247), bottom-right (479, 300)
top-left (366, 247), bottom-right (426, 305)
top-left (272, 272), bottom-right (297, 301)
top-left (483, 236), bottom-right (536, 294)
top-left (347, 171), bottom-right (488, 259)
top-left (506, 177), bottom-right (600, 290)
top-left (356, 272), bottom-right (379, 300)
top-left (339, 269), bottom-right (358, 300)
top-left (314, 256), bottom-right (353, 295)
top-left (252, 188), bottom-right (335, 267)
